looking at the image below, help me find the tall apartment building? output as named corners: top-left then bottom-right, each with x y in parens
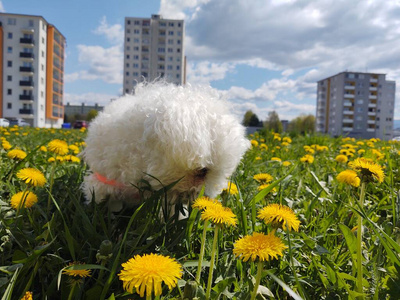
top-left (123, 14), bottom-right (185, 94)
top-left (316, 71), bottom-right (396, 140)
top-left (0, 13), bottom-right (65, 128)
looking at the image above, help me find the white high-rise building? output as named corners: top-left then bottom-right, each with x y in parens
top-left (123, 14), bottom-right (185, 94)
top-left (316, 71), bottom-right (396, 140)
top-left (0, 13), bottom-right (66, 128)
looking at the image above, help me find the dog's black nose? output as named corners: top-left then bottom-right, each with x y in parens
top-left (195, 167), bottom-right (209, 179)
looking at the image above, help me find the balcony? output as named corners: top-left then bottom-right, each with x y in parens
top-left (21, 28), bottom-right (34, 34)
top-left (369, 87), bottom-right (377, 91)
top-left (343, 118), bottom-right (354, 123)
top-left (345, 85), bottom-right (355, 90)
top-left (343, 110), bottom-right (354, 115)
top-left (368, 111), bottom-right (376, 116)
top-left (19, 108), bottom-right (34, 115)
top-left (344, 94), bottom-right (355, 98)
top-left (20, 38), bottom-right (34, 46)
top-left (19, 80), bottom-right (34, 87)
top-left (19, 95), bottom-right (34, 101)
top-left (19, 66), bottom-right (34, 74)
top-left (343, 101), bottom-right (353, 107)
top-left (369, 95), bottom-right (377, 99)
top-left (370, 78), bottom-right (378, 83)
top-left (342, 127), bottom-right (353, 131)
top-left (368, 103), bottom-right (377, 108)
top-left (367, 128), bottom-right (375, 132)
top-left (19, 52), bottom-right (34, 61)
top-left (367, 120), bottom-right (376, 124)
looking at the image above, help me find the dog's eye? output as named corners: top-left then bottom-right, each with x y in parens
top-left (195, 168), bottom-right (208, 178)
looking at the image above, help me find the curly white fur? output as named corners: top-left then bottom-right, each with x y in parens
top-left (82, 82), bottom-right (250, 210)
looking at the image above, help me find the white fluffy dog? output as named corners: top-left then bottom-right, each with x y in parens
top-left (82, 82), bottom-right (250, 211)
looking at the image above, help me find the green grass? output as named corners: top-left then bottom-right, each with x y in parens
top-left (0, 126), bottom-right (400, 299)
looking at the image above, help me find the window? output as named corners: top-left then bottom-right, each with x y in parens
top-left (41, 91), bottom-right (44, 98)
top-left (134, 38), bottom-right (140, 43)
top-left (169, 22), bottom-right (174, 27)
top-left (28, 19), bottom-right (34, 27)
top-left (7, 61), bottom-right (12, 67)
top-left (177, 48), bottom-right (181, 53)
top-left (126, 55), bottom-right (130, 59)
top-left (134, 20), bottom-right (140, 25)
top-left (41, 64), bottom-right (44, 71)
top-left (168, 56), bottom-right (173, 61)
top-left (42, 37), bottom-right (45, 44)
top-left (176, 66), bottom-right (180, 70)
top-left (134, 29), bottom-right (140, 34)
top-left (133, 63), bottom-right (139, 68)
top-left (178, 23), bottom-right (181, 27)
top-left (159, 22), bottom-right (166, 27)
top-left (168, 48), bottom-right (173, 53)
top-left (126, 72), bottom-right (129, 76)
top-left (7, 47), bottom-right (12, 53)
top-left (168, 39), bottom-right (174, 45)
top-left (127, 20), bottom-right (131, 25)
top-left (127, 37), bottom-right (130, 42)
top-left (133, 55), bottom-right (139, 59)
top-left (7, 103), bottom-right (12, 109)
top-left (176, 74), bottom-right (180, 78)
top-left (357, 99), bottom-right (363, 104)
top-left (177, 31), bottom-right (182, 36)
top-left (168, 31), bottom-right (174, 36)
top-left (42, 51), bottom-right (44, 57)
top-left (7, 89), bottom-right (12, 95)
top-left (7, 18), bottom-right (16, 25)
top-left (7, 76), bottom-right (12, 81)
top-left (7, 32), bottom-right (12, 39)
top-left (126, 46), bottom-right (130, 51)
top-left (177, 40), bottom-right (181, 45)
top-left (158, 47), bottom-right (165, 53)
top-left (133, 72), bottom-right (139, 76)
top-left (167, 65), bottom-right (173, 70)
top-left (127, 29), bottom-right (131, 34)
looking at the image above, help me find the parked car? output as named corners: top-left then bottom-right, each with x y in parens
top-left (9, 118), bottom-right (30, 127)
top-left (0, 118), bottom-right (9, 127)
top-left (73, 120), bottom-right (88, 129)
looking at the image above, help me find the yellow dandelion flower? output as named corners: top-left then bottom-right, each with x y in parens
top-left (7, 149), bottom-right (27, 160)
top-left (64, 155), bottom-right (81, 163)
top-left (233, 232), bottom-right (287, 262)
top-left (251, 140), bottom-right (259, 147)
top-left (40, 146), bottom-right (47, 152)
top-left (63, 262), bottom-right (92, 278)
top-left (68, 144), bottom-right (80, 154)
top-left (56, 156), bottom-right (64, 162)
top-left (223, 182), bottom-right (238, 195)
top-left (48, 157), bottom-right (56, 163)
top-left (16, 168), bottom-right (46, 187)
top-left (282, 137), bottom-right (292, 143)
top-left (271, 157), bottom-right (281, 162)
top-left (358, 149), bottom-right (365, 155)
top-left (349, 157), bottom-right (384, 183)
top-left (192, 196), bottom-right (222, 211)
top-left (253, 173), bottom-right (273, 183)
top-left (201, 205), bottom-right (237, 226)
top-left (258, 204), bottom-right (300, 232)
top-left (118, 253), bottom-right (182, 297)
top-left (260, 143), bottom-right (268, 150)
top-left (255, 156), bottom-right (262, 160)
top-left (335, 154), bottom-right (348, 163)
top-left (47, 139), bottom-right (69, 155)
top-left (281, 142), bottom-right (289, 147)
top-left (300, 154), bottom-right (314, 163)
top-left (10, 191), bottom-right (38, 209)
top-left (2, 140), bottom-right (12, 150)
top-left (336, 170), bottom-right (361, 187)
top-left (282, 161), bottom-right (291, 167)
top-left (20, 291), bottom-right (33, 300)
top-left (257, 184), bottom-right (277, 193)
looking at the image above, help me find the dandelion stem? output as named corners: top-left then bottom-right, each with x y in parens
top-left (250, 260), bottom-right (263, 300)
top-left (195, 219), bottom-right (209, 284)
top-left (47, 162), bottom-right (56, 214)
top-left (356, 181), bottom-right (366, 299)
top-left (205, 225), bottom-right (219, 300)
top-left (67, 282), bottom-right (77, 300)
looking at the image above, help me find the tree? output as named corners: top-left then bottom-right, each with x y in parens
top-left (264, 110), bottom-right (282, 133)
top-left (87, 109), bottom-right (99, 122)
top-left (242, 110), bottom-right (261, 127)
top-left (288, 114), bottom-right (315, 135)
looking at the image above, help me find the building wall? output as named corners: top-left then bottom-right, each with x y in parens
top-left (123, 15), bottom-right (185, 94)
top-left (0, 13), bottom-right (65, 128)
top-left (316, 71), bottom-right (396, 140)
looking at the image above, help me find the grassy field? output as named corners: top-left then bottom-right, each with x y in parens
top-left (0, 126), bottom-right (399, 299)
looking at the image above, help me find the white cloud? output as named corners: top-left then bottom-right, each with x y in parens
top-left (66, 45), bottom-right (123, 84)
top-left (187, 61), bottom-right (235, 84)
top-left (0, 1), bottom-right (5, 12)
top-left (93, 16), bottom-right (124, 45)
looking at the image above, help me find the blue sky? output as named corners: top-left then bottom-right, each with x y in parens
top-left (2, 0), bottom-right (400, 121)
